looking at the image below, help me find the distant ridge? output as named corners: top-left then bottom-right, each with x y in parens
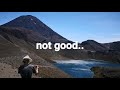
top-left (81, 40), bottom-right (108, 51)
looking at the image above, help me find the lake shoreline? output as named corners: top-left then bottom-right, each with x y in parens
top-left (52, 59), bottom-right (120, 64)
top-left (91, 66), bottom-right (120, 78)
top-left (53, 59), bottom-right (120, 78)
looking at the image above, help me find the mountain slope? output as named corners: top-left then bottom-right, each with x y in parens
top-left (81, 40), bottom-right (108, 51)
top-left (103, 41), bottom-right (120, 51)
top-left (2, 15), bottom-right (68, 42)
top-left (0, 26), bottom-right (71, 78)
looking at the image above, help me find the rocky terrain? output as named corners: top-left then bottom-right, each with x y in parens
top-left (0, 15), bottom-right (120, 78)
top-left (91, 66), bottom-right (120, 78)
top-left (0, 55), bottom-right (71, 78)
top-left (81, 40), bottom-right (120, 63)
top-left (0, 15), bottom-right (72, 78)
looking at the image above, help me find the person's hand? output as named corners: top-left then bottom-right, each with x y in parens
top-left (34, 65), bottom-right (39, 69)
top-left (34, 65), bottom-right (39, 74)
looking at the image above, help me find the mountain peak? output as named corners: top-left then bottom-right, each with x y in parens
top-left (1, 15), bottom-right (68, 42)
top-left (86, 40), bottom-right (97, 42)
top-left (21, 15), bottom-right (34, 17)
top-left (2, 15), bottom-right (40, 27)
top-left (18, 15), bottom-right (38, 20)
top-left (2, 15), bottom-right (42, 32)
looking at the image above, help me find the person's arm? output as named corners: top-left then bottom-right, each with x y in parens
top-left (18, 66), bottom-right (22, 73)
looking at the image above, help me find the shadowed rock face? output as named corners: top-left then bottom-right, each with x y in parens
top-left (91, 66), bottom-right (120, 78)
top-left (104, 41), bottom-right (120, 51)
top-left (0, 26), bottom-right (47, 44)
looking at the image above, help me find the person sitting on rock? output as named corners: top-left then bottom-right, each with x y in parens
top-left (18, 55), bottom-right (39, 78)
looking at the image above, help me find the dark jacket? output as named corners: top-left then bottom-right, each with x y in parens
top-left (18, 64), bottom-right (36, 78)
